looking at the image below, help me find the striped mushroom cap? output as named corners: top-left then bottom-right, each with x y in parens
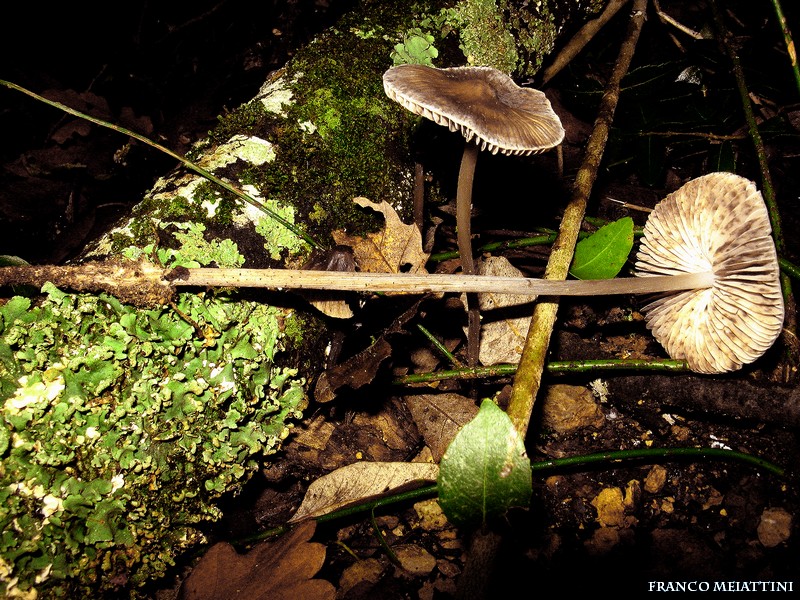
top-left (383, 64), bottom-right (564, 156)
top-left (634, 172), bottom-right (784, 374)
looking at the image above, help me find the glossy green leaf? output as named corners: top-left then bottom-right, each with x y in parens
top-left (437, 399), bottom-right (531, 528)
top-left (569, 216), bottom-right (634, 280)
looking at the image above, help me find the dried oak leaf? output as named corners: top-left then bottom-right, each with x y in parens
top-left (178, 520), bottom-right (334, 600)
top-left (333, 197), bottom-right (429, 275)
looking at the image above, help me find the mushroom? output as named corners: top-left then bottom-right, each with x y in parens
top-left (167, 172), bottom-right (783, 374)
top-left (382, 64), bottom-right (565, 364)
top-left (633, 172), bottom-right (784, 374)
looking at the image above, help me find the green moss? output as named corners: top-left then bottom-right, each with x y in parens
top-left (255, 18), bottom-right (415, 244)
top-left (390, 1), bottom-right (603, 78)
top-left (208, 101), bottom-right (270, 145)
top-left (454, 0), bottom-right (519, 72)
top-left (191, 180), bottom-right (236, 225)
top-left (0, 285), bottom-right (309, 598)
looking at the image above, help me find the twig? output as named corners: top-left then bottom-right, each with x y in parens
top-left (394, 358), bottom-right (688, 385)
top-left (506, 0), bottom-right (650, 436)
top-left (541, 0), bottom-right (632, 84)
top-left (0, 260), bottom-right (711, 307)
top-left (653, 0), bottom-right (704, 40)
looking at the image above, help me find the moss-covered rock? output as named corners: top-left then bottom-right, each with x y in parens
top-left (0, 1), bottom-right (606, 597)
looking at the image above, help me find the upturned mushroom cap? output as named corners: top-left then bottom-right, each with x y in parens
top-left (634, 172), bottom-right (784, 374)
top-left (383, 64), bottom-right (565, 155)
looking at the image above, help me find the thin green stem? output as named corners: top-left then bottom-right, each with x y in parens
top-left (780, 257), bottom-right (800, 281)
top-left (769, 0), bottom-right (800, 97)
top-left (428, 233), bottom-right (559, 263)
top-left (417, 324), bottom-right (463, 368)
top-left (371, 509), bottom-right (401, 567)
top-left (531, 447), bottom-right (785, 477)
top-left (394, 358), bottom-right (688, 385)
top-left (0, 79), bottom-right (321, 250)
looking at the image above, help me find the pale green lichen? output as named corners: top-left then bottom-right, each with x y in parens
top-left (390, 28), bottom-right (439, 65)
top-left (0, 284), bottom-right (307, 598)
top-left (390, 1), bottom-right (604, 77)
top-left (198, 134), bottom-right (276, 170)
top-left (454, 0), bottom-right (519, 72)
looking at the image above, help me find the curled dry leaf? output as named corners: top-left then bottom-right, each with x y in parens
top-left (178, 520), bottom-right (334, 600)
top-left (289, 461), bottom-right (439, 523)
top-left (333, 197), bottom-right (429, 275)
top-left (314, 298), bottom-right (422, 403)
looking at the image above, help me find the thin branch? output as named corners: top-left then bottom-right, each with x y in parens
top-left (506, 0), bottom-right (650, 436)
top-left (0, 260), bottom-right (713, 307)
top-left (653, 0), bottom-right (704, 40)
top-left (394, 358), bottom-right (688, 385)
top-left (541, 0), bottom-right (632, 84)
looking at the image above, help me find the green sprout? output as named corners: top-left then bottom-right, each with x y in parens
top-left (391, 28), bottom-right (439, 65)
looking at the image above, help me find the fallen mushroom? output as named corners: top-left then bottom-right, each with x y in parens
top-left (382, 64), bottom-right (565, 364)
top-left (0, 174), bottom-right (784, 374)
top-left (633, 172), bottom-right (784, 374)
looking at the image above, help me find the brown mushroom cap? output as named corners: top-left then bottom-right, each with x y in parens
top-left (383, 64), bottom-right (565, 155)
top-left (634, 172), bottom-right (784, 374)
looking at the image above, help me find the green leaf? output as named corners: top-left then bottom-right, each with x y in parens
top-left (569, 217), bottom-right (634, 280)
top-left (437, 399), bottom-right (531, 528)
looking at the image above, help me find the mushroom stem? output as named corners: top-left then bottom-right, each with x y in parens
top-left (456, 143), bottom-right (479, 276)
top-left (171, 267), bottom-right (715, 296)
top-left (456, 142), bottom-right (480, 366)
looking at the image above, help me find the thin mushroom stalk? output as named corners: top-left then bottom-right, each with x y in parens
top-left (382, 64), bottom-right (566, 366)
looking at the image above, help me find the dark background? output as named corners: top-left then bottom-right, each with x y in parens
top-left (0, 0), bottom-right (355, 262)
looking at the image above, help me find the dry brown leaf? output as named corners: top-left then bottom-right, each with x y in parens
top-left (314, 298), bottom-right (422, 403)
top-left (405, 393), bottom-right (479, 462)
top-left (314, 337), bottom-right (393, 403)
top-left (289, 461), bottom-right (439, 523)
top-left (333, 197), bottom-right (429, 275)
top-left (178, 520), bottom-right (334, 600)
